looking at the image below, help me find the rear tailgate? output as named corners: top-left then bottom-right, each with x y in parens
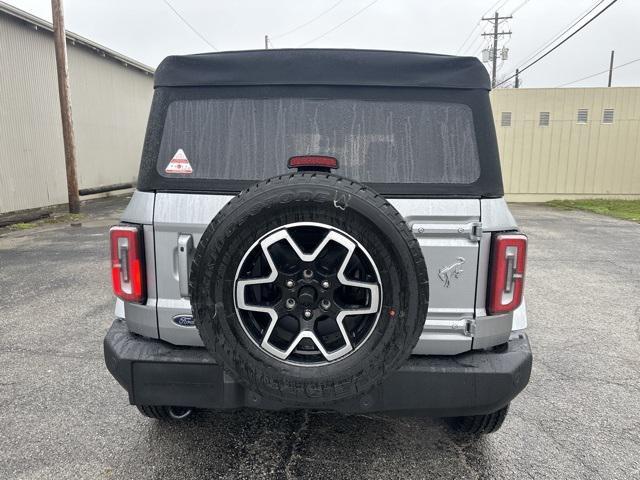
top-left (390, 199), bottom-right (481, 355)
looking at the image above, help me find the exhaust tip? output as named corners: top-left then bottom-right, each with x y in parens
top-left (168, 406), bottom-right (193, 419)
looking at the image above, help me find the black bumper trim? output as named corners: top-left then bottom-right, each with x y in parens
top-left (104, 319), bottom-right (532, 417)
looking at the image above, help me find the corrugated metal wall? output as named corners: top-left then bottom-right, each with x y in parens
top-left (70, 40), bottom-right (153, 192)
top-left (492, 88), bottom-right (640, 201)
top-left (0, 13), bottom-right (153, 214)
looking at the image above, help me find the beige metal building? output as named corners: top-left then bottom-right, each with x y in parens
top-left (492, 87), bottom-right (640, 201)
top-left (0, 2), bottom-right (154, 214)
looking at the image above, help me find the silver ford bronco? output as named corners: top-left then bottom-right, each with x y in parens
top-left (104, 49), bottom-right (531, 435)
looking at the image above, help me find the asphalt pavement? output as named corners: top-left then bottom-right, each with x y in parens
top-left (0, 196), bottom-right (639, 479)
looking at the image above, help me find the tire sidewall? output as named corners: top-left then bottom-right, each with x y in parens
top-left (190, 174), bottom-right (428, 406)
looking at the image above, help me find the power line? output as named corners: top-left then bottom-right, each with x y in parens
top-left (456, 22), bottom-right (483, 55)
top-left (483, 0), bottom-right (512, 18)
top-left (470, 35), bottom-right (487, 56)
top-left (510, 0), bottom-right (532, 15)
top-left (161, 0), bottom-right (218, 51)
top-left (299, 0), bottom-right (381, 47)
top-left (556, 56), bottom-right (640, 87)
top-left (495, 0), bottom-right (619, 87)
top-left (271, 0), bottom-right (347, 40)
top-left (456, 0), bottom-right (506, 55)
top-left (457, 0), bottom-right (500, 54)
top-left (510, 0), bottom-right (605, 70)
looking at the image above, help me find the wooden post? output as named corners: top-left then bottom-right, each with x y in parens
top-left (51, 0), bottom-right (80, 214)
top-left (491, 12), bottom-right (499, 88)
top-left (607, 50), bottom-right (615, 87)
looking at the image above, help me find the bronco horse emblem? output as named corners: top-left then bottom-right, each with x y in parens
top-left (438, 257), bottom-right (465, 288)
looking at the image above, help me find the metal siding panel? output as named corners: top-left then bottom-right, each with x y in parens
top-left (597, 89), bottom-right (615, 193)
top-left (0, 12), bottom-right (153, 214)
top-left (627, 91), bottom-right (638, 192)
top-left (492, 88), bottom-right (640, 201)
top-left (556, 89), bottom-right (573, 194)
top-left (0, 15), bottom-right (66, 213)
top-left (68, 46), bottom-right (153, 190)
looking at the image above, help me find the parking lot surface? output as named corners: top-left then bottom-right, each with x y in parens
top-left (1, 196), bottom-right (639, 479)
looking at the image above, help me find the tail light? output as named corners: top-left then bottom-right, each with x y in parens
top-left (110, 225), bottom-right (146, 303)
top-left (288, 155), bottom-right (338, 171)
top-left (488, 233), bottom-right (527, 315)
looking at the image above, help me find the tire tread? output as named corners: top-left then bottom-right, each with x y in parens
top-left (189, 172), bottom-right (429, 407)
top-left (447, 404), bottom-right (510, 435)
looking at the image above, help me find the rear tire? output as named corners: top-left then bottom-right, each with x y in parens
top-left (446, 404), bottom-right (510, 435)
top-left (135, 405), bottom-right (194, 420)
top-left (190, 173), bottom-right (429, 407)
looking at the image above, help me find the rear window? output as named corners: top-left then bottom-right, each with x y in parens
top-left (157, 98), bottom-right (480, 185)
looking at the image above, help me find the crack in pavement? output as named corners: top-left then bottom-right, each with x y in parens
top-left (0, 346), bottom-right (98, 361)
top-left (284, 410), bottom-right (309, 480)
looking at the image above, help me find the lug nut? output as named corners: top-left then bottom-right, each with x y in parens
top-left (304, 309), bottom-right (312, 319)
top-left (286, 279), bottom-right (295, 288)
top-left (320, 299), bottom-right (331, 311)
top-left (285, 298), bottom-right (296, 310)
top-left (321, 280), bottom-right (330, 289)
top-left (303, 269), bottom-right (314, 279)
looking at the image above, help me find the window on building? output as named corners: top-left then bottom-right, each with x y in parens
top-left (577, 109), bottom-right (589, 124)
top-left (539, 112), bottom-right (550, 126)
top-left (602, 108), bottom-right (614, 124)
top-left (501, 111), bottom-right (512, 127)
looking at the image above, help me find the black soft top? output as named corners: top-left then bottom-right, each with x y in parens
top-left (154, 49), bottom-right (491, 91)
top-left (139, 49), bottom-right (503, 198)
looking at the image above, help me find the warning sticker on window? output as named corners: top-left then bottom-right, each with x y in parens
top-left (165, 149), bottom-right (193, 174)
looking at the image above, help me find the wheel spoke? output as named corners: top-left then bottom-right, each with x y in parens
top-left (333, 240), bottom-right (381, 352)
top-left (336, 238), bottom-right (381, 310)
top-left (236, 236), bottom-right (282, 352)
top-left (280, 331), bottom-right (353, 362)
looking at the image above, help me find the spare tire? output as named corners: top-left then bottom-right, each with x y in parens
top-left (190, 173), bottom-right (428, 407)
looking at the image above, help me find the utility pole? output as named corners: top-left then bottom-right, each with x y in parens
top-left (515, 68), bottom-right (520, 88)
top-left (481, 12), bottom-right (512, 88)
top-left (607, 50), bottom-right (615, 87)
top-left (264, 35), bottom-right (269, 49)
top-left (51, 0), bottom-right (80, 214)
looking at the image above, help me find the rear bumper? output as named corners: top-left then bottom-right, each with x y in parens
top-left (104, 319), bottom-right (532, 417)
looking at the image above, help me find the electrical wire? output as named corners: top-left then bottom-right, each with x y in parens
top-left (510, 0), bottom-right (532, 15)
top-left (556, 56), bottom-right (640, 87)
top-left (495, 0), bottom-right (619, 87)
top-left (298, 0), bottom-right (381, 47)
top-left (161, 0), bottom-right (218, 51)
top-left (457, 0), bottom-right (508, 55)
top-left (509, 0), bottom-right (605, 70)
top-left (456, 0), bottom-right (503, 55)
top-left (482, 0), bottom-right (512, 18)
top-left (459, 0), bottom-right (512, 56)
top-left (470, 36), bottom-right (487, 57)
top-left (271, 0), bottom-right (347, 40)
top-left (484, 0), bottom-right (510, 16)
top-left (456, 21), bottom-right (483, 55)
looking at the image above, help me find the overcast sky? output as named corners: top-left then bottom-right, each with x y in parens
top-left (6, 0), bottom-right (640, 88)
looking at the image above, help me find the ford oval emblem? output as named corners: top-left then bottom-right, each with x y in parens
top-left (172, 314), bottom-right (195, 327)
